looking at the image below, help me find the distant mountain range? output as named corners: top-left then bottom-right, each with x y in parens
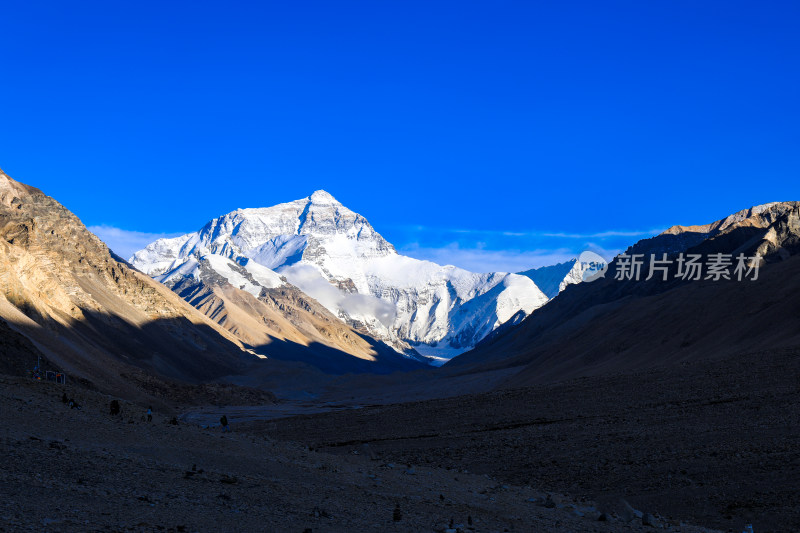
top-left (0, 167), bottom-right (596, 394)
top-left (518, 258), bottom-right (605, 299)
top-left (2, 165), bottom-right (799, 407)
top-left (131, 190), bottom-right (564, 364)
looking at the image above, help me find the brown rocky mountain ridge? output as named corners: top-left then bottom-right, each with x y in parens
top-left (0, 169), bottom-right (283, 404)
top-left (446, 201), bottom-right (800, 387)
top-left (163, 257), bottom-right (424, 375)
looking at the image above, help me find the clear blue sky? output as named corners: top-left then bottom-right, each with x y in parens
top-left (1, 1), bottom-right (798, 271)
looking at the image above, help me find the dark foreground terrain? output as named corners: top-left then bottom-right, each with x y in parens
top-left (252, 347), bottom-right (800, 532)
top-left (0, 376), bottom-right (722, 533)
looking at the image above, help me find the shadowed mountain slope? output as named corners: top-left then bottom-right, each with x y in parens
top-left (446, 202), bottom-right (800, 387)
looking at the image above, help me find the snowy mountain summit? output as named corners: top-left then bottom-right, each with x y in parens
top-left (131, 191), bottom-right (549, 363)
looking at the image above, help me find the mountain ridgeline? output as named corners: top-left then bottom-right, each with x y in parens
top-left (4, 163), bottom-right (797, 407)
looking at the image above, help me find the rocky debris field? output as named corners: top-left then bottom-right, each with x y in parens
top-left (256, 348), bottom-right (800, 532)
top-left (0, 375), bottom-right (721, 533)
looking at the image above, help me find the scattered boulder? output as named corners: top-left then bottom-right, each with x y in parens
top-left (360, 443), bottom-right (376, 460)
top-left (543, 494), bottom-right (559, 508)
top-left (642, 512), bottom-right (658, 526)
top-left (619, 499), bottom-right (643, 523)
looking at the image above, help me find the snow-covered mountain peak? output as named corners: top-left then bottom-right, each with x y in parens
top-left (132, 192), bottom-right (398, 276)
top-left (308, 189), bottom-right (339, 205)
top-left (518, 255), bottom-right (608, 299)
top-left (131, 192), bottom-right (551, 361)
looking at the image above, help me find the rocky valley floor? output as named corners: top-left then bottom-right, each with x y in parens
top-left (251, 347), bottom-right (800, 533)
top-left (0, 376), bottom-right (724, 533)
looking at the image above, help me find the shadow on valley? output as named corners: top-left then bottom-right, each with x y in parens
top-left (0, 317), bottom-right (50, 376)
top-left (1, 305), bottom-right (281, 405)
top-left (248, 332), bottom-right (425, 375)
top-left (2, 301), bottom-right (426, 406)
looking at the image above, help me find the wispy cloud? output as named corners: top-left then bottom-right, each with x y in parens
top-left (541, 229), bottom-right (665, 239)
top-left (399, 242), bottom-right (619, 273)
top-left (88, 225), bottom-right (186, 261)
top-left (387, 224), bottom-right (658, 273)
top-left (387, 224), bottom-right (663, 240)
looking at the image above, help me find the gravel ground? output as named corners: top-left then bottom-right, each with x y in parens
top-left (0, 376), bottom-right (722, 533)
top-left (256, 348), bottom-right (800, 532)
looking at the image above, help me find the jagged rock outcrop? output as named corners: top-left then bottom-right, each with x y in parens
top-left (630, 201), bottom-right (800, 258)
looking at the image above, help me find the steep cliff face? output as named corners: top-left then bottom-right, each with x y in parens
top-left (0, 169), bottom-right (254, 394)
top-left (132, 191), bottom-right (548, 361)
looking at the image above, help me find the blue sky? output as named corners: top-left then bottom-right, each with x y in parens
top-left (1, 1), bottom-right (798, 271)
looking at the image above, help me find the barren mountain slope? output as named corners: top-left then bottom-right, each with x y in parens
top-left (447, 202), bottom-right (800, 386)
top-left (0, 168), bottom-right (258, 398)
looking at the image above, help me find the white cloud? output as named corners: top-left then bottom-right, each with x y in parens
top-left (387, 224), bottom-right (663, 240)
top-left (88, 225), bottom-right (186, 261)
top-left (278, 263), bottom-right (397, 327)
top-left (541, 229), bottom-right (665, 239)
top-left (399, 242), bottom-right (616, 273)
top-left (388, 224), bottom-right (658, 272)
